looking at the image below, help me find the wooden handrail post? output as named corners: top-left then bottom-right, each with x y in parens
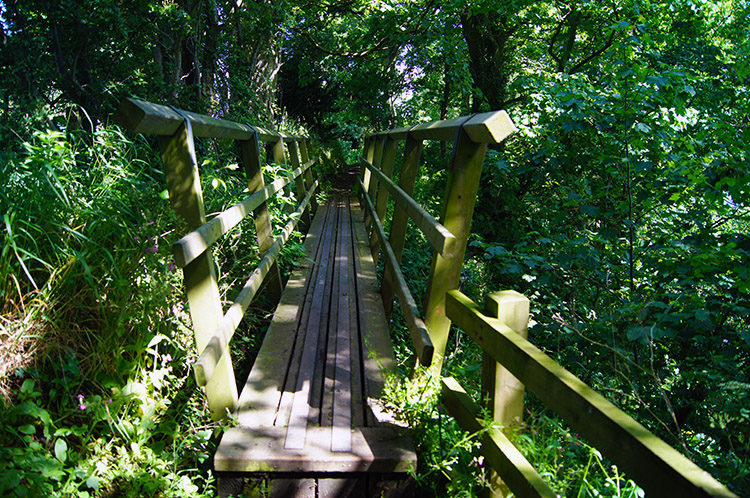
top-left (159, 121), bottom-right (238, 419)
top-left (239, 132), bottom-right (283, 306)
top-left (299, 139), bottom-right (317, 214)
top-left (371, 137), bottom-right (397, 267)
top-left (363, 137), bottom-right (386, 234)
top-left (482, 290), bottom-right (530, 498)
top-left (424, 128), bottom-right (488, 376)
top-left (381, 133), bottom-right (423, 319)
top-left (288, 139), bottom-right (311, 231)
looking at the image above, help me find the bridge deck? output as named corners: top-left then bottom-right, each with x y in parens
top-left (215, 194), bottom-right (415, 497)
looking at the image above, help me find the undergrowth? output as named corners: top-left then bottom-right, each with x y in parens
top-left (0, 116), bottom-right (314, 496)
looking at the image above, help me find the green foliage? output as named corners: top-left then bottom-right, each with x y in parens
top-left (0, 121), bottom-right (315, 496)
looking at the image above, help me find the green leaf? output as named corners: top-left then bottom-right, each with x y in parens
top-left (20, 379), bottom-right (35, 395)
top-left (54, 439), bottom-right (67, 464)
top-left (18, 424), bottom-right (36, 435)
top-left (581, 205), bottom-right (599, 217)
top-left (85, 475), bottom-right (100, 490)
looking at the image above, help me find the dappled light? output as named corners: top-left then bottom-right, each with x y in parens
top-left (1, 0), bottom-right (748, 496)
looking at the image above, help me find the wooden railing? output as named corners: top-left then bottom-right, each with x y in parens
top-left (114, 98), bottom-right (319, 419)
top-left (358, 111), bottom-right (517, 372)
top-left (359, 111), bottom-right (736, 497)
top-left (440, 291), bottom-right (738, 498)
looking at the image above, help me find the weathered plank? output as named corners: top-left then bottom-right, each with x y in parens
top-left (445, 290), bottom-right (739, 498)
top-left (332, 196), bottom-right (353, 452)
top-left (234, 202), bottom-right (331, 428)
top-left (284, 197), bottom-right (338, 449)
top-left (277, 201), bottom-right (334, 430)
top-left (215, 427), bottom-right (416, 473)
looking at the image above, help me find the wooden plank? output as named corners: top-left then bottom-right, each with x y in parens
top-left (215, 427), bottom-right (416, 473)
top-left (285, 198), bottom-right (339, 449)
top-left (308, 195), bottom-right (340, 427)
top-left (345, 198), bottom-right (365, 429)
top-left (234, 200), bottom-right (330, 428)
top-left (441, 377), bottom-right (555, 498)
top-left (381, 134), bottom-right (423, 319)
top-left (332, 196), bottom-right (353, 452)
top-left (423, 129), bottom-right (487, 376)
top-left (445, 290), bottom-right (739, 498)
top-left (348, 197), bottom-right (398, 417)
top-left (114, 97), bottom-right (297, 142)
top-left (158, 121), bottom-right (237, 419)
top-left (360, 157), bottom-right (456, 257)
top-left (359, 179), bottom-right (433, 367)
top-left (276, 201), bottom-right (334, 429)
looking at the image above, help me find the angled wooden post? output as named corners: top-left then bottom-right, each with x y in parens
top-left (159, 121), bottom-right (237, 419)
top-left (482, 290), bottom-right (530, 498)
top-left (361, 136), bottom-right (375, 186)
top-left (239, 132), bottom-right (283, 306)
top-left (423, 128), bottom-right (488, 377)
top-left (370, 137), bottom-right (397, 267)
top-left (288, 139), bottom-right (311, 230)
top-left (299, 139), bottom-right (317, 214)
top-left (364, 137), bottom-right (386, 236)
top-left (381, 133), bottom-right (423, 319)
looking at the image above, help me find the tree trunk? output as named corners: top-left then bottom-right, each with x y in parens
top-left (460, 11), bottom-right (514, 112)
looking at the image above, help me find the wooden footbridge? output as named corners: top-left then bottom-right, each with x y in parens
top-left (115, 99), bottom-right (737, 498)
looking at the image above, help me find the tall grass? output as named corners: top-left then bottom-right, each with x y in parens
top-left (0, 123), bottom-right (246, 496)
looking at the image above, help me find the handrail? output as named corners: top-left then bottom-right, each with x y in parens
top-left (114, 97), bottom-right (319, 419)
top-left (368, 110), bottom-right (515, 143)
top-left (359, 110), bottom-right (516, 374)
top-left (114, 97), bottom-right (306, 144)
top-left (359, 157), bottom-right (456, 257)
top-left (173, 158), bottom-right (318, 267)
top-left (443, 289), bottom-right (738, 498)
top-left (359, 177), bottom-right (433, 366)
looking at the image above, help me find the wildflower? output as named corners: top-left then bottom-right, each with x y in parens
top-left (146, 245), bottom-right (158, 253)
top-left (168, 261), bottom-right (176, 271)
top-left (134, 235), bottom-right (140, 242)
top-left (79, 404), bottom-right (86, 410)
top-left (77, 394), bottom-right (86, 410)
